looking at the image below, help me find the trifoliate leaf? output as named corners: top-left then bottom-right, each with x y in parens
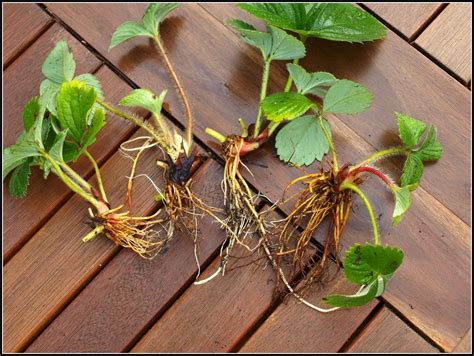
top-left (56, 80), bottom-right (96, 142)
top-left (142, 3), bottom-right (180, 36)
top-left (74, 73), bottom-right (105, 100)
top-left (323, 276), bottom-right (386, 308)
top-left (396, 112), bottom-right (427, 148)
top-left (109, 21), bottom-right (152, 50)
top-left (323, 79), bottom-right (373, 114)
top-left (227, 21), bottom-right (305, 61)
top-left (275, 115), bottom-right (330, 166)
top-left (392, 186), bottom-right (411, 225)
top-left (8, 160), bottom-right (32, 198)
top-left (287, 64), bottom-right (338, 95)
top-left (261, 92), bottom-right (314, 122)
top-left (22, 97), bottom-right (41, 132)
top-left (120, 88), bottom-right (166, 124)
top-left (414, 125), bottom-right (443, 161)
top-left (41, 39), bottom-right (76, 84)
top-left (237, 3), bottom-right (386, 42)
top-left (400, 153), bottom-right (424, 187)
top-left (343, 243), bottom-right (404, 285)
top-left (40, 79), bottom-right (61, 116)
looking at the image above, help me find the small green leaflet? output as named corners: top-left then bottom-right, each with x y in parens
top-left (23, 97), bottom-right (41, 132)
top-left (343, 243), bottom-right (404, 285)
top-left (110, 4), bottom-right (180, 49)
top-left (260, 92), bottom-right (314, 122)
top-left (48, 130), bottom-right (69, 163)
top-left (8, 159), bottom-right (32, 198)
top-left (414, 125), bottom-right (443, 161)
top-left (392, 185), bottom-right (412, 225)
top-left (56, 80), bottom-right (97, 142)
top-left (237, 3), bottom-right (386, 43)
top-left (323, 276), bottom-right (385, 308)
top-left (275, 115), bottom-right (331, 166)
top-left (396, 112), bottom-right (427, 147)
top-left (41, 39), bottom-right (76, 84)
top-left (400, 153), bottom-right (423, 187)
top-left (227, 20), bottom-right (305, 61)
top-left (323, 79), bottom-right (373, 114)
top-left (40, 79), bottom-right (61, 116)
top-left (287, 63), bottom-right (337, 96)
top-left (120, 88), bottom-right (166, 121)
top-left (75, 74), bottom-right (105, 100)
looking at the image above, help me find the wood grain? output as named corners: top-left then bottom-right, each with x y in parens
top-left (347, 307), bottom-right (438, 353)
top-left (3, 3), bottom-right (53, 67)
top-left (239, 264), bottom-right (377, 353)
top-left (3, 62), bottom-right (141, 262)
top-left (3, 116), bottom-right (175, 351)
top-left (415, 3), bottom-right (472, 83)
top-left (453, 329), bottom-right (472, 353)
top-left (364, 3), bottom-right (444, 40)
top-left (44, 4), bottom-right (472, 350)
top-left (26, 160), bottom-right (228, 353)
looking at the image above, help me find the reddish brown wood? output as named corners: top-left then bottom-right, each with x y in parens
top-left (347, 307), bottom-right (438, 353)
top-left (26, 160), bottom-right (228, 353)
top-left (239, 264), bottom-right (377, 353)
top-left (3, 60), bottom-right (142, 261)
top-left (3, 124), bottom-right (172, 352)
top-left (3, 3), bottom-right (53, 66)
top-left (364, 3), bottom-right (444, 40)
top-left (453, 329), bottom-right (472, 353)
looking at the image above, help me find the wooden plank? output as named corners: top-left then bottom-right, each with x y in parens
top-left (415, 4), bottom-right (472, 83)
top-left (364, 3), bottom-right (444, 40)
top-left (3, 3), bottom-right (53, 67)
top-left (3, 113), bottom-right (176, 351)
top-left (346, 307), bottom-right (438, 353)
top-left (26, 160), bottom-right (228, 353)
top-left (453, 329), bottom-right (472, 353)
top-left (3, 31), bottom-right (141, 262)
top-left (239, 264), bottom-right (377, 353)
top-left (43, 4), bottom-right (472, 350)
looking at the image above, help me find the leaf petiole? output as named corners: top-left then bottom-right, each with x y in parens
top-left (84, 150), bottom-right (108, 203)
top-left (355, 146), bottom-right (409, 168)
top-left (319, 115), bottom-right (338, 173)
top-left (253, 59), bottom-right (271, 138)
top-left (340, 181), bottom-right (380, 245)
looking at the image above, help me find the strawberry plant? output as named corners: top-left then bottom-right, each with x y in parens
top-left (3, 40), bottom-right (168, 258)
top-left (204, 3), bottom-right (386, 278)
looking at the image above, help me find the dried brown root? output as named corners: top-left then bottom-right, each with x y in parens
top-left (275, 169), bottom-right (352, 295)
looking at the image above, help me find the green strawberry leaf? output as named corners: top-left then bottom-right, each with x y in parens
top-left (41, 39), bottom-right (76, 84)
top-left (142, 3), bottom-right (180, 36)
top-left (48, 130), bottom-right (68, 163)
top-left (414, 125), bottom-right (443, 161)
top-left (396, 112), bottom-right (427, 147)
top-left (80, 108), bottom-right (106, 149)
top-left (261, 92), bottom-right (314, 122)
top-left (343, 243), bottom-right (404, 285)
top-left (39, 79), bottom-right (61, 116)
top-left (400, 153), bottom-right (424, 187)
top-left (227, 20), bottom-right (305, 61)
top-left (392, 185), bottom-right (413, 225)
top-left (237, 3), bottom-right (386, 42)
top-left (22, 97), bottom-right (41, 132)
top-left (109, 21), bottom-right (152, 50)
top-left (74, 73), bottom-right (105, 100)
top-left (119, 88), bottom-right (166, 124)
top-left (287, 63), bottom-right (338, 95)
top-left (275, 115), bottom-right (330, 166)
top-left (56, 80), bottom-right (97, 142)
top-left (323, 79), bottom-right (373, 114)
top-left (323, 276), bottom-right (386, 308)
top-left (8, 159), bottom-right (32, 198)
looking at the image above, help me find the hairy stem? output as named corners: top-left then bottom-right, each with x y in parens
top-left (319, 116), bottom-right (338, 173)
top-left (254, 59), bottom-right (271, 138)
top-left (356, 147), bottom-right (409, 168)
top-left (349, 166), bottom-right (394, 187)
top-left (84, 150), bottom-right (108, 203)
top-left (153, 35), bottom-right (193, 151)
top-left (97, 98), bottom-right (173, 156)
top-left (284, 58), bottom-right (300, 92)
top-left (340, 182), bottom-right (380, 245)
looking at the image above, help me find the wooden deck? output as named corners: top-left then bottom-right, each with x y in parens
top-left (3, 3), bottom-right (471, 353)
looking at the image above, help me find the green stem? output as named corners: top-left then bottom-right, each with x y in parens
top-left (59, 161), bottom-right (93, 193)
top-left (153, 35), bottom-right (193, 151)
top-left (205, 127), bottom-right (226, 143)
top-left (267, 121), bottom-right (281, 137)
top-left (84, 150), bottom-right (108, 203)
top-left (41, 150), bottom-right (102, 210)
top-left (319, 115), bottom-right (338, 173)
top-left (284, 58), bottom-right (300, 92)
top-left (253, 59), bottom-right (271, 138)
top-left (340, 181), bottom-right (380, 245)
top-left (97, 98), bottom-right (172, 156)
top-left (355, 147), bottom-right (409, 168)
top-left (82, 225), bottom-right (105, 242)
